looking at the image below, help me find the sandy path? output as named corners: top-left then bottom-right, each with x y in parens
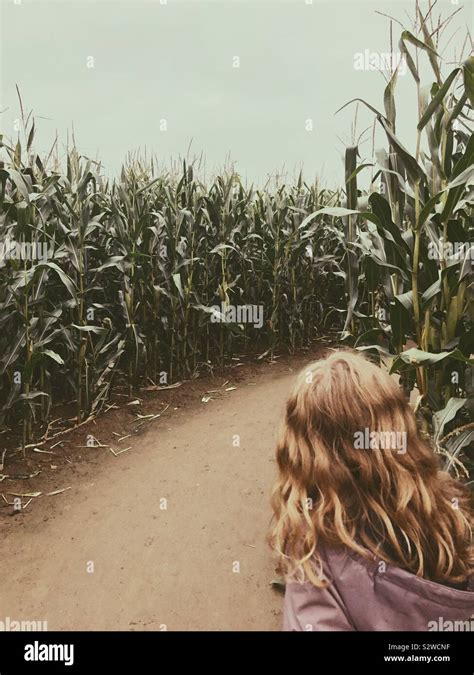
top-left (1, 362), bottom-right (300, 631)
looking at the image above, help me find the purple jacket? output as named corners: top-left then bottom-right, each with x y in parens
top-left (283, 545), bottom-right (474, 631)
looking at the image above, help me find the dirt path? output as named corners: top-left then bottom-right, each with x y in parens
top-left (1, 357), bottom-right (310, 631)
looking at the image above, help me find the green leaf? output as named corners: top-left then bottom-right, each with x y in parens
top-left (390, 294), bottom-right (412, 350)
top-left (462, 55), bottom-right (474, 108)
top-left (378, 116), bottom-right (424, 185)
top-left (394, 290), bottom-right (413, 312)
top-left (71, 324), bottom-right (106, 334)
top-left (91, 256), bottom-right (126, 272)
top-left (422, 279), bottom-right (441, 306)
top-left (400, 30), bottom-right (439, 57)
top-left (417, 68), bottom-right (460, 131)
top-left (433, 397), bottom-right (466, 443)
top-left (390, 348), bottom-right (473, 373)
top-left (41, 349), bottom-right (65, 365)
top-left (36, 262), bottom-right (78, 301)
top-left (444, 429), bottom-right (474, 471)
top-left (172, 273), bottom-right (184, 299)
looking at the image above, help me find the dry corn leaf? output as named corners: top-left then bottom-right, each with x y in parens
top-left (46, 487), bottom-right (71, 496)
top-left (8, 491), bottom-right (42, 498)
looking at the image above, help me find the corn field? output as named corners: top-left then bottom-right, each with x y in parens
top-left (0, 126), bottom-right (344, 443)
top-left (333, 5), bottom-right (473, 473)
top-left (0, 2), bottom-right (471, 478)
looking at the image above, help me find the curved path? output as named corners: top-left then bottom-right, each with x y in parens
top-left (1, 359), bottom-right (305, 631)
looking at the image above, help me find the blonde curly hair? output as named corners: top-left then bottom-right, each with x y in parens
top-left (269, 349), bottom-right (472, 587)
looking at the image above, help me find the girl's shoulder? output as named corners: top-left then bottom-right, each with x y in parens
top-left (319, 542), bottom-right (474, 605)
top-left (284, 544), bottom-right (474, 631)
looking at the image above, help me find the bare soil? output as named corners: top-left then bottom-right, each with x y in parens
top-left (1, 347), bottom-right (326, 630)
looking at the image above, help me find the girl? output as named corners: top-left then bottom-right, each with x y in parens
top-left (269, 349), bottom-right (473, 631)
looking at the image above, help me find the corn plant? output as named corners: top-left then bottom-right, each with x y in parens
top-left (0, 120), bottom-right (344, 444)
top-left (316, 2), bottom-right (473, 472)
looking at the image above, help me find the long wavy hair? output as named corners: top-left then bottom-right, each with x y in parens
top-left (269, 349), bottom-right (472, 587)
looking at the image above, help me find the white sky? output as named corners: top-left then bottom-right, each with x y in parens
top-left (1, 0), bottom-right (472, 187)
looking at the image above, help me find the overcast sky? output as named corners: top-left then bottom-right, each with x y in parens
top-left (1, 0), bottom-right (472, 187)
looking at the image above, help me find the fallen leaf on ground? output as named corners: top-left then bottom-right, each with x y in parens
top-left (7, 491), bottom-right (42, 498)
top-left (46, 487), bottom-right (71, 496)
